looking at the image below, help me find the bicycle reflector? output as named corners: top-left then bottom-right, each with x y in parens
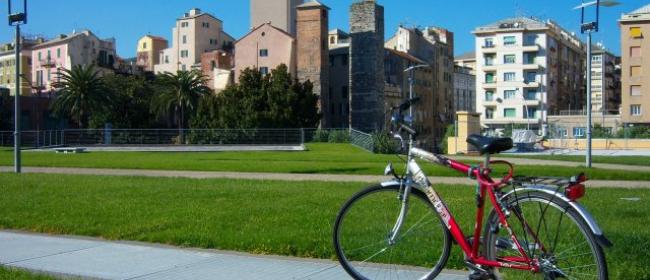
top-left (565, 183), bottom-right (586, 201)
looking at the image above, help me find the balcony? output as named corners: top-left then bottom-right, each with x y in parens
top-left (482, 64), bottom-right (497, 71)
top-left (522, 63), bottom-right (542, 70)
top-left (482, 81), bottom-right (497, 88)
top-left (522, 81), bottom-right (540, 88)
top-left (481, 45), bottom-right (496, 53)
top-left (39, 59), bottom-right (56, 68)
top-left (522, 43), bottom-right (540, 52)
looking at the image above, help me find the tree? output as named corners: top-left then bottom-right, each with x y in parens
top-left (152, 70), bottom-right (211, 142)
top-left (93, 74), bottom-right (158, 129)
top-left (51, 64), bottom-right (112, 128)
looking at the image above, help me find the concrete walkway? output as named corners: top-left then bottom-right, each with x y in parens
top-left (1, 166), bottom-right (649, 188)
top-left (450, 155), bottom-right (650, 173)
top-left (0, 231), bottom-right (467, 280)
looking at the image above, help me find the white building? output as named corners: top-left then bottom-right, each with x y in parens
top-left (154, 8), bottom-right (235, 74)
top-left (473, 17), bottom-right (586, 135)
top-left (590, 45), bottom-right (621, 114)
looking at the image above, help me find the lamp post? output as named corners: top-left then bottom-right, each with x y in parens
top-left (404, 64), bottom-right (431, 147)
top-left (574, 0), bottom-right (619, 168)
top-left (8, 0), bottom-right (27, 174)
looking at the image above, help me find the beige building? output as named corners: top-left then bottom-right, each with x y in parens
top-left (619, 4), bottom-right (650, 124)
top-left (136, 35), bottom-right (168, 72)
top-left (154, 8), bottom-right (235, 74)
top-left (234, 23), bottom-right (296, 81)
top-left (200, 50), bottom-right (234, 93)
top-left (473, 17), bottom-right (586, 135)
top-left (0, 37), bottom-right (43, 96)
top-left (250, 0), bottom-right (303, 36)
top-left (590, 45), bottom-right (621, 114)
top-left (454, 51), bottom-right (476, 74)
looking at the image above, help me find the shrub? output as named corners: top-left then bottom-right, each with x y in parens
top-left (328, 130), bottom-right (350, 143)
top-left (311, 129), bottom-right (330, 142)
top-left (372, 131), bottom-right (397, 154)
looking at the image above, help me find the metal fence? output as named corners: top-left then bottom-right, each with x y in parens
top-left (350, 129), bottom-right (374, 152)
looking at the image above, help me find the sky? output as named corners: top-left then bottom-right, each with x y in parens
top-left (1, 0), bottom-right (646, 58)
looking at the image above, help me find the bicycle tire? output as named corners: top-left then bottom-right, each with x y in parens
top-left (333, 184), bottom-right (452, 280)
top-left (483, 191), bottom-right (608, 280)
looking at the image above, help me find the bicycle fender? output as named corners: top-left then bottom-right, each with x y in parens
top-left (502, 186), bottom-right (613, 248)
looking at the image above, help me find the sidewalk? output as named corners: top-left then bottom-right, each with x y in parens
top-left (1, 166), bottom-right (649, 188)
top-left (0, 231), bottom-right (467, 280)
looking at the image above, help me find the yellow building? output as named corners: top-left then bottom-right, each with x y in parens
top-left (0, 38), bottom-right (42, 96)
top-left (136, 35), bottom-right (168, 72)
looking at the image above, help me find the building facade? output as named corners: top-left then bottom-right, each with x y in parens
top-left (590, 45), bottom-right (621, 114)
top-left (454, 51), bottom-right (476, 74)
top-left (154, 8), bottom-right (235, 74)
top-left (296, 1), bottom-right (330, 127)
top-left (473, 17), bottom-right (586, 135)
top-left (234, 23), bottom-right (296, 81)
top-left (31, 30), bottom-right (118, 93)
top-left (453, 65), bottom-right (476, 113)
top-left (136, 35), bottom-right (168, 72)
top-left (349, 0), bottom-right (385, 131)
top-left (200, 50), bottom-right (234, 93)
top-left (619, 4), bottom-right (650, 124)
top-left (0, 37), bottom-right (42, 96)
top-left (250, 0), bottom-right (303, 36)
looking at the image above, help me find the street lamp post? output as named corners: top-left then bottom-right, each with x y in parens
top-left (404, 64), bottom-right (431, 147)
top-left (574, 0), bottom-right (619, 168)
top-left (8, 0), bottom-right (27, 174)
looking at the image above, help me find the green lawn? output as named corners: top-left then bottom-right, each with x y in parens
top-left (1, 143), bottom-right (650, 181)
top-left (0, 266), bottom-right (55, 280)
top-left (497, 154), bottom-right (650, 167)
top-left (0, 173), bottom-right (647, 279)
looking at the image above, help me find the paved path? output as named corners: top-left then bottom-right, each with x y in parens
top-left (1, 166), bottom-right (649, 188)
top-left (0, 231), bottom-right (467, 280)
top-left (450, 155), bottom-right (650, 173)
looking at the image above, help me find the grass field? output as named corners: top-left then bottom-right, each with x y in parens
top-left (497, 154), bottom-right (650, 166)
top-left (1, 144), bottom-right (650, 181)
top-left (0, 266), bottom-right (55, 280)
top-left (0, 173), bottom-right (647, 279)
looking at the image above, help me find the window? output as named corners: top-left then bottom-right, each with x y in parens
top-left (503, 108), bottom-right (516, 118)
top-left (525, 89), bottom-right (537, 100)
top-left (525, 107), bottom-right (537, 119)
top-left (631, 46), bottom-right (641, 57)
top-left (485, 108), bottom-right (494, 119)
top-left (630, 27), bottom-right (642, 38)
top-left (526, 72), bottom-right (537, 83)
top-left (38, 52), bottom-right (41, 60)
top-left (181, 22), bottom-right (189, 28)
top-left (36, 70), bottom-right (43, 86)
top-left (504, 54), bottom-right (515, 64)
top-left (259, 49), bottom-right (269, 57)
top-left (631, 66), bottom-right (642, 77)
top-left (591, 55), bottom-right (602, 63)
top-left (182, 35), bottom-right (187, 44)
top-left (202, 22), bottom-right (210, 28)
top-left (485, 91), bottom-right (494, 101)
top-left (503, 36), bottom-right (516, 46)
top-left (558, 129), bottom-right (568, 137)
top-left (524, 52), bottom-right (536, 64)
top-left (143, 42), bottom-right (147, 49)
top-left (631, 85), bottom-right (642, 96)
top-left (57, 48), bottom-right (61, 58)
top-left (181, 64), bottom-right (186, 71)
top-left (47, 50), bottom-right (51, 59)
top-left (631, 104), bottom-right (642, 116)
top-left (485, 72), bottom-right (495, 83)
top-left (484, 38), bottom-right (494, 48)
top-left (504, 90), bottom-right (516, 100)
top-left (524, 34), bottom-right (537, 46)
top-left (504, 72), bottom-right (516, 81)
top-left (573, 127), bottom-right (586, 138)
top-left (210, 61), bottom-right (216, 69)
top-left (180, 50), bottom-right (189, 58)
top-left (484, 55), bottom-right (495, 66)
top-left (260, 67), bottom-right (269, 76)
top-left (330, 37), bottom-right (335, 45)
top-left (164, 55), bottom-right (169, 63)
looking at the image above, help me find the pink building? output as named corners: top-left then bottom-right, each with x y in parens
top-left (31, 30), bottom-right (117, 93)
top-left (234, 23), bottom-right (296, 81)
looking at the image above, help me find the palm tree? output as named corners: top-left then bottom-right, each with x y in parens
top-left (152, 70), bottom-right (211, 143)
top-left (51, 64), bottom-right (111, 128)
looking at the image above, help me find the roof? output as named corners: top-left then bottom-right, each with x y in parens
top-left (143, 35), bottom-right (167, 42)
top-left (297, 0), bottom-right (330, 10)
top-left (620, 4), bottom-right (650, 22)
top-left (473, 16), bottom-right (548, 33)
top-left (385, 48), bottom-right (426, 65)
top-left (31, 30), bottom-right (91, 49)
top-left (455, 51), bottom-right (475, 61)
top-left (329, 28), bottom-right (348, 36)
top-left (235, 22), bottom-right (295, 44)
top-left (178, 11), bottom-right (223, 23)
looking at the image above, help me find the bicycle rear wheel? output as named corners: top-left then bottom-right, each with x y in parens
top-left (484, 191), bottom-right (608, 280)
top-left (333, 184), bottom-right (451, 280)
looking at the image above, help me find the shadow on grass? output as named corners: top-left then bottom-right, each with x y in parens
top-left (293, 167), bottom-right (372, 174)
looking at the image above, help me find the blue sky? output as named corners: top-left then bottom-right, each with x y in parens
top-left (1, 0), bottom-right (646, 58)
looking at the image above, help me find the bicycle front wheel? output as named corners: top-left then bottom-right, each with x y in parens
top-left (484, 191), bottom-right (608, 280)
top-left (333, 184), bottom-right (451, 280)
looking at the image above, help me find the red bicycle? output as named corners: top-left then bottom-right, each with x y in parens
top-left (333, 98), bottom-right (611, 279)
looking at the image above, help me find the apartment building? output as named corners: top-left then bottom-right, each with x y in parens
top-left (250, 0), bottom-right (303, 36)
top-left (590, 45), bottom-right (621, 114)
top-left (154, 8), bottom-right (235, 74)
top-left (234, 23), bottom-right (296, 81)
top-left (31, 30), bottom-right (118, 93)
top-left (473, 17), bottom-right (586, 135)
top-left (136, 35), bottom-right (168, 72)
top-left (385, 25), bottom-right (455, 142)
top-left (200, 50), bottom-right (234, 93)
top-left (0, 37), bottom-right (43, 96)
top-left (619, 4), bottom-right (650, 124)
top-left (454, 51), bottom-right (476, 74)
top-left (454, 65), bottom-right (476, 113)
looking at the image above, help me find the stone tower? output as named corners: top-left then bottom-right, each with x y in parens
top-left (349, 0), bottom-right (385, 131)
top-left (296, 1), bottom-right (330, 127)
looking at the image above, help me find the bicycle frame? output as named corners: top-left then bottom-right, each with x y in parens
top-left (389, 146), bottom-right (540, 272)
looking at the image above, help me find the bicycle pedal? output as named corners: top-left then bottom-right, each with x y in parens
top-left (468, 270), bottom-right (491, 280)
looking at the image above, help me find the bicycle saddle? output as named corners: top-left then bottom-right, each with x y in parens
top-left (466, 134), bottom-right (513, 155)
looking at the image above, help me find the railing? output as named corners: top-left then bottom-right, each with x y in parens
top-left (350, 129), bottom-right (374, 152)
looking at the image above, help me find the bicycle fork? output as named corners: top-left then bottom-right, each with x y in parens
top-left (388, 182), bottom-right (411, 245)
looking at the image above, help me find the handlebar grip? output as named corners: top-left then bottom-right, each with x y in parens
top-left (400, 123), bottom-right (417, 136)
